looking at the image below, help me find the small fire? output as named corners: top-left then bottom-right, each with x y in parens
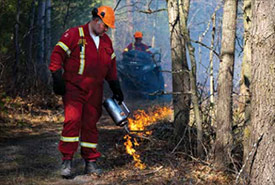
top-left (124, 106), bottom-right (172, 169)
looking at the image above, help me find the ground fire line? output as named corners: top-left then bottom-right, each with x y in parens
top-left (123, 106), bottom-right (173, 169)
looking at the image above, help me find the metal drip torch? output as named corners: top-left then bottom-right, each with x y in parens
top-left (103, 98), bottom-right (131, 132)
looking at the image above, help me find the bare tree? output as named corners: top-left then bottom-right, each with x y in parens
top-left (214, 0), bottom-right (238, 170)
top-left (248, 0), bottom-right (275, 184)
top-left (240, 0), bottom-right (252, 173)
top-left (166, 0), bottom-right (191, 140)
top-left (209, 12), bottom-right (216, 123)
top-left (178, 0), bottom-right (204, 157)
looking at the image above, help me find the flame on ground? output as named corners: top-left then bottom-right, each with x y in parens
top-left (124, 106), bottom-right (172, 170)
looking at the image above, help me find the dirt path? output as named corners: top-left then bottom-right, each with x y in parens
top-left (0, 114), bottom-right (126, 184)
top-left (0, 112), bottom-right (175, 185)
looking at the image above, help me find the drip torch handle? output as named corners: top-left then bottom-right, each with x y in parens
top-left (121, 101), bottom-right (131, 116)
top-left (124, 124), bottom-right (130, 134)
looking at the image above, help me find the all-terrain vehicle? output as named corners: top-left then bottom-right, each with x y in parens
top-left (117, 48), bottom-right (165, 100)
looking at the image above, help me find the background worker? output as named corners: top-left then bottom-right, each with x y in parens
top-left (49, 6), bottom-right (124, 178)
top-left (123, 31), bottom-right (151, 53)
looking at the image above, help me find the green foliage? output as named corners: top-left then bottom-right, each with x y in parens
top-left (51, 0), bottom-right (102, 45)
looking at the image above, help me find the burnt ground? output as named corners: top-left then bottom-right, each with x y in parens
top-left (0, 97), bottom-right (235, 185)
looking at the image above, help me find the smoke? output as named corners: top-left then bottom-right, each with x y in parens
top-left (113, 0), bottom-right (172, 94)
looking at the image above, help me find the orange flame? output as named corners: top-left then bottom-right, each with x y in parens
top-left (124, 106), bottom-right (172, 169)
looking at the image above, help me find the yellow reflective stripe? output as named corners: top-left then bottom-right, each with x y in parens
top-left (56, 41), bottom-right (71, 56)
top-left (111, 52), bottom-right (116, 60)
top-left (60, 136), bottom-right (79, 142)
top-left (124, 48), bottom-right (128, 52)
top-left (78, 45), bottom-right (85, 74)
top-left (78, 27), bottom-right (84, 37)
top-left (80, 142), bottom-right (97, 148)
top-left (78, 27), bottom-right (85, 75)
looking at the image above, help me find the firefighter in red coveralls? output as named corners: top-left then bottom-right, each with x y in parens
top-left (49, 6), bottom-right (124, 178)
top-left (123, 31), bottom-right (151, 53)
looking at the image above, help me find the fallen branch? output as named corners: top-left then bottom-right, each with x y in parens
top-left (148, 90), bottom-right (191, 96)
top-left (142, 166), bottom-right (163, 176)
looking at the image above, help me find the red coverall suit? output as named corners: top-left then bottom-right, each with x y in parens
top-left (49, 23), bottom-right (117, 161)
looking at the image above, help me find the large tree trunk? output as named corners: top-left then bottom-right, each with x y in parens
top-left (249, 0), bottom-right (275, 184)
top-left (214, 0), bottom-right (237, 170)
top-left (166, 0), bottom-right (190, 140)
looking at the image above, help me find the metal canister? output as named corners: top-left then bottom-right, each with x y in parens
top-left (103, 98), bottom-right (130, 126)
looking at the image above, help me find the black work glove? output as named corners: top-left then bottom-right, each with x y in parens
top-left (108, 80), bottom-right (124, 104)
top-left (51, 69), bottom-right (66, 96)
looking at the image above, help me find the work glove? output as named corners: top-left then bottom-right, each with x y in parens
top-left (51, 69), bottom-right (66, 96)
top-left (108, 80), bottom-right (124, 104)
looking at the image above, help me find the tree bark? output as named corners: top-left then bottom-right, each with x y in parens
top-left (37, 0), bottom-right (45, 65)
top-left (63, 0), bottom-right (71, 29)
top-left (240, 0), bottom-right (252, 174)
top-left (166, 0), bottom-right (190, 140)
top-left (186, 30), bottom-right (203, 157)
top-left (249, 0), bottom-right (275, 184)
top-left (36, 0), bottom-right (48, 83)
top-left (27, 0), bottom-right (36, 76)
top-left (209, 12), bottom-right (216, 119)
top-left (45, 0), bottom-right (51, 65)
top-left (178, 0), bottom-right (203, 157)
top-left (13, 0), bottom-right (21, 84)
top-left (214, 0), bottom-right (237, 170)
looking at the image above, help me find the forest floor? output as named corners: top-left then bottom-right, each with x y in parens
top-left (0, 94), bottom-right (236, 185)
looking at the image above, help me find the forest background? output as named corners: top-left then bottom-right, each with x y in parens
top-left (0, 0), bottom-right (274, 185)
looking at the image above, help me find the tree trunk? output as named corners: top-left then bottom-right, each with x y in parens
top-left (240, 0), bottom-right (252, 174)
top-left (249, 0), bottom-right (275, 184)
top-left (186, 31), bottom-right (203, 157)
top-left (111, 0), bottom-right (117, 47)
top-left (166, 0), bottom-right (190, 140)
top-left (13, 0), bottom-right (21, 86)
top-left (209, 12), bottom-right (216, 123)
top-left (44, 0), bottom-right (51, 84)
top-left (37, 0), bottom-right (45, 65)
top-left (45, 0), bottom-right (51, 65)
top-left (27, 0), bottom-right (36, 76)
top-left (214, 0), bottom-right (237, 170)
top-left (63, 0), bottom-right (71, 29)
top-left (36, 0), bottom-right (47, 83)
top-left (178, 0), bottom-right (203, 157)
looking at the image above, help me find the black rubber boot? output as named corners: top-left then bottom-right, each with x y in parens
top-left (84, 161), bottom-right (102, 175)
top-left (61, 160), bottom-right (72, 178)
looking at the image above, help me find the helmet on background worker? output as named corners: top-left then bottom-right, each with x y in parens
top-left (92, 5), bottom-right (115, 29)
top-left (123, 31), bottom-right (151, 53)
top-left (134, 31), bottom-right (143, 39)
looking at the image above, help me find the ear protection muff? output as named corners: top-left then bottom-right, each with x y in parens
top-left (92, 8), bottom-right (98, 17)
top-left (100, 12), bottom-right (105, 18)
top-left (92, 8), bottom-right (105, 18)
